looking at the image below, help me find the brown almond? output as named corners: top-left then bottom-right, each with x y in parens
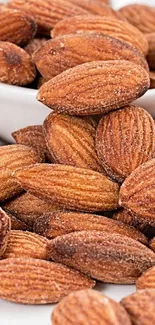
top-left (49, 230), bottom-right (155, 284)
top-left (34, 33), bottom-right (148, 80)
top-left (146, 33), bottom-right (155, 69)
top-left (136, 265), bottom-right (155, 290)
top-left (119, 4), bottom-right (155, 34)
top-left (121, 289), bottom-right (155, 325)
top-left (3, 230), bottom-right (50, 260)
top-left (43, 113), bottom-right (104, 172)
top-left (0, 258), bottom-right (95, 304)
top-left (24, 37), bottom-right (48, 56)
top-left (33, 211), bottom-right (148, 245)
top-left (0, 41), bottom-right (36, 85)
top-left (13, 164), bottom-right (119, 212)
top-left (52, 16), bottom-right (149, 55)
top-left (96, 106), bottom-right (155, 183)
top-left (6, 211), bottom-right (30, 231)
top-left (150, 237), bottom-right (155, 252)
top-left (37, 60), bottom-right (149, 116)
top-left (52, 289), bottom-right (132, 325)
top-left (0, 208), bottom-right (11, 257)
top-left (150, 71), bottom-right (155, 89)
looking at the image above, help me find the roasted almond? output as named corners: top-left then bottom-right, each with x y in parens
top-left (119, 4), bottom-right (155, 34)
top-left (33, 211), bottom-right (148, 245)
top-left (121, 289), bottom-right (155, 325)
top-left (136, 265), bottom-right (155, 290)
top-left (24, 37), bottom-right (48, 56)
top-left (52, 289), bottom-right (132, 325)
top-left (96, 106), bottom-right (155, 182)
top-left (0, 258), bottom-right (95, 304)
top-left (6, 211), bottom-right (30, 231)
top-left (52, 16), bottom-right (149, 55)
top-left (146, 33), bottom-right (155, 69)
top-left (49, 230), bottom-right (155, 284)
top-left (0, 208), bottom-right (11, 257)
top-left (34, 33), bottom-right (148, 80)
top-left (13, 164), bottom-right (119, 212)
top-left (3, 230), bottom-right (50, 260)
top-left (43, 113), bottom-right (104, 172)
top-left (38, 60), bottom-right (149, 116)
top-left (0, 41), bottom-right (36, 85)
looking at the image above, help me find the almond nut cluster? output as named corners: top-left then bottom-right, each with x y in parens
top-left (1, 0), bottom-right (155, 324)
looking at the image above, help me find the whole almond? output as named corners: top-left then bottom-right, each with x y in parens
top-left (24, 37), bottom-right (48, 56)
top-left (52, 289), bottom-right (132, 325)
top-left (121, 289), bottom-right (155, 325)
top-left (0, 10), bottom-right (37, 46)
top-left (96, 106), bottom-right (155, 183)
top-left (52, 16), bottom-right (148, 55)
top-left (43, 113), bottom-right (104, 172)
top-left (33, 211), bottom-right (148, 245)
top-left (13, 164), bottom-right (119, 212)
top-left (3, 230), bottom-right (50, 260)
top-left (48, 230), bottom-right (155, 284)
top-left (0, 208), bottom-right (11, 257)
top-left (136, 265), bottom-right (155, 290)
top-left (119, 159), bottom-right (155, 222)
top-left (0, 258), bottom-right (95, 304)
top-left (37, 60), bottom-right (149, 116)
top-left (34, 33), bottom-right (148, 80)
top-left (0, 41), bottom-right (36, 85)
top-left (146, 33), bottom-right (155, 69)
top-left (119, 4), bottom-right (155, 34)
top-left (150, 71), bottom-right (155, 89)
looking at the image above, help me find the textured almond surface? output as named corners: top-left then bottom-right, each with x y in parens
top-left (3, 230), bottom-right (50, 260)
top-left (0, 41), bottom-right (36, 85)
top-left (13, 164), bottom-right (119, 212)
top-left (33, 211), bottom-right (148, 245)
top-left (0, 258), bottom-right (95, 304)
top-left (119, 159), bottom-right (155, 221)
top-left (37, 60), bottom-right (149, 116)
top-left (0, 10), bottom-right (37, 46)
top-left (52, 16), bottom-right (149, 55)
top-left (136, 265), bottom-right (155, 290)
top-left (150, 237), bottom-right (155, 252)
top-left (49, 231), bottom-right (155, 284)
top-left (52, 289), bottom-right (132, 325)
top-left (96, 106), bottom-right (155, 182)
top-left (0, 145), bottom-right (41, 202)
top-left (119, 4), bottom-right (155, 34)
top-left (6, 211), bottom-right (30, 231)
top-left (146, 33), bottom-right (155, 70)
top-left (34, 33), bottom-right (148, 80)
top-left (2, 192), bottom-right (59, 227)
top-left (24, 37), bottom-right (48, 56)
top-left (121, 289), bottom-right (155, 325)
top-left (0, 208), bottom-right (11, 257)
top-left (43, 113), bottom-right (104, 172)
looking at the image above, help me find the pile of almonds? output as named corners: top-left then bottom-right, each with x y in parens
top-left (1, 0), bottom-right (155, 324)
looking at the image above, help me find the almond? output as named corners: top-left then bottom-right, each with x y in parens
top-left (52, 289), bottom-right (132, 325)
top-left (0, 9), bottom-right (37, 46)
top-left (119, 159), bottom-right (155, 223)
top-left (37, 76), bottom-right (48, 89)
top-left (119, 4), bottom-right (155, 34)
top-left (146, 33), bottom-right (155, 69)
top-left (13, 164), bottom-right (119, 212)
top-left (0, 41), bottom-right (36, 85)
top-left (0, 145), bottom-right (42, 202)
top-left (37, 60), bottom-right (149, 116)
top-left (149, 237), bottom-right (155, 252)
top-left (34, 33), bottom-right (148, 80)
top-left (43, 113), bottom-right (104, 172)
top-left (121, 289), bottom-right (155, 325)
top-left (3, 230), bottom-right (50, 260)
top-left (49, 230), bottom-right (155, 284)
top-left (2, 192), bottom-right (60, 227)
top-left (6, 211), bottom-right (30, 231)
top-left (52, 16), bottom-right (149, 55)
top-left (96, 106), bottom-right (155, 183)
top-left (33, 211), bottom-right (148, 245)
top-left (0, 208), bottom-right (11, 257)
top-left (0, 258), bottom-right (95, 304)
top-left (150, 71), bottom-right (155, 89)
top-left (136, 265), bottom-right (155, 290)
top-left (24, 37), bottom-right (48, 56)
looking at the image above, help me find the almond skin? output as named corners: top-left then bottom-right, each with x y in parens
top-left (0, 9), bottom-right (37, 46)
top-left (52, 16), bottom-right (149, 55)
top-left (119, 4), bottom-right (155, 34)
top-left (0, 208), bottom-right (11, 257)
top-left (52, 289), bottom-right (132, 325)
top-left (6, 211), bottom-right (30, 231)
top-left (37, 60), bottom-right (149, 116)
top-left (13, 164), bottom-right (119, 212)
top-left (0, 41), bottom-right (36, 85)
top-left (34, 33), bottom-right (148, 80)
top-left (3, 230), bottom-right (50, 260)
top-left (119, 159), bottom-right (155, 223)
top-left (43, 113), bottom-right (104, 172)
top-left (146, 33), bottom-right (155, 70)
top-left (121, 289), bottom-right (155, 325)
top-left (136, 266), bottom-right (155, 290)
top-left (96, 106), bottom-right (155, 183)
top-left (24, 37), bottom-right (48, 56)
top-left (0, 258), bottom-right (95, 304)
top-left (33, 211), bottom-right (148, 245)
top-left (150, 237), bottom-right (155, 252)
top-left (48, 231), bottom-right (155, 284)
